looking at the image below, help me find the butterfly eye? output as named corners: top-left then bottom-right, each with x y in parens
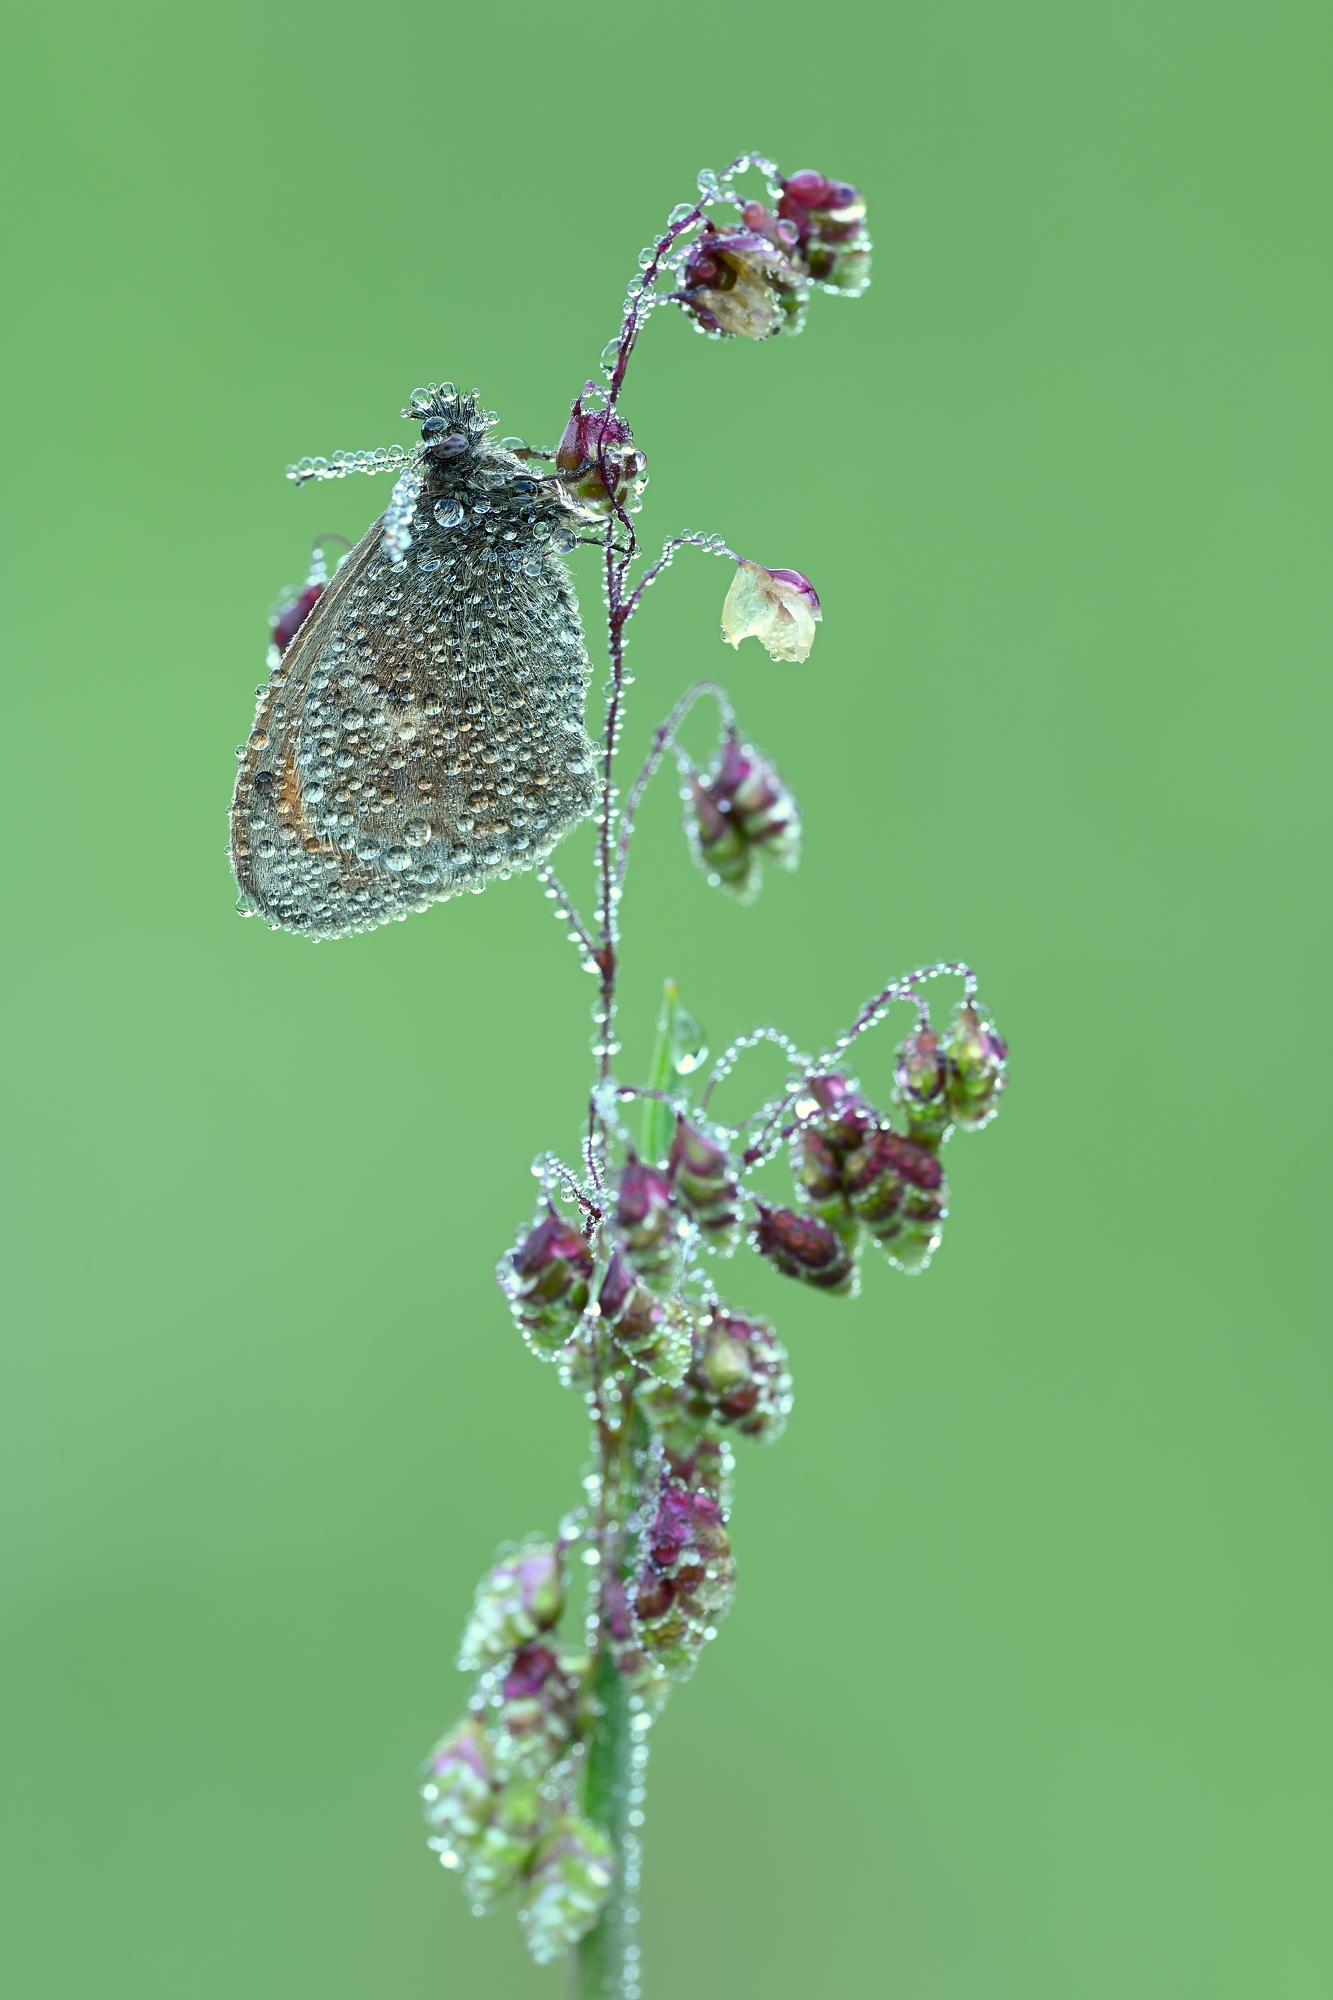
top-left (426, 429), bottom-right (471, 456)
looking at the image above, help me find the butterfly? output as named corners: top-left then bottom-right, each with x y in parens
top-left (230, 385), bottom-right (598, 940)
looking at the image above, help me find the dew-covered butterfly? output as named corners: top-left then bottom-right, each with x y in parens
top-left (230, 384), bottom-right (597, 940)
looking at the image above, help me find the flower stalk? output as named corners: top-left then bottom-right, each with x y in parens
top-left (391, 154), bottom-right (1007, 1993)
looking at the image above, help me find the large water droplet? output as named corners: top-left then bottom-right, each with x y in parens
top-left (433, 496), bottom-right (464, 529)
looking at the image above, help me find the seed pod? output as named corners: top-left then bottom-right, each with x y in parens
top-left (944, 1002), bottom-right (1008, 1129)
top-left (421, 1717), bottom-right (495, 1865)
top-left (518, 1813), bottom-right (616, 1964)
top-left (464, 1777), bottom-right (542, 1904)
top-left (612, 1161), bottom-right (686, 1293)
top-left (752, 1202), bottom-right (858, 1295)
top-left (894, 1025), bottom-right (953, 1149)
top-left (496, 1215), bottom-right (593, 1359)
top-left (687, 736), bottom-right (801, 901)
top-left (634, 1477), bottom-right (736, 1678)
top-left (668, 1117), bottom-right (741, 1251)
top-left (457, 1542), bottom-right (564, 1671)
top-left (598, 1248), bottom-right (691, 1385)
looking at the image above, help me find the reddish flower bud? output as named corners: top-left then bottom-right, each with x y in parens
top-left (518, 1813), bottom-right (615, 1964)
top-left (634, 1475), bottom-right (735, 1678)
top-left (944, 1002), bottom-right (1008, 1129)
top-left (556, 384), bottom-right (647, 517)
top-left (777, 169), bottom-right (872, 295)
top-left (598, 1247), bottom-right (691, 1384)
top-left (686, 736), bottom-right (801, 902)
top-left (668, 1117), bottom-right (741, 1251)
top-left (497, 1216), bottom-right (593, 1359)
top-left (752, 1202), bottom-right (857, 1294)
top-left (679, 220), bottom-right (808, 339)
top-left (612, 1161), bottom-right (686, 1293)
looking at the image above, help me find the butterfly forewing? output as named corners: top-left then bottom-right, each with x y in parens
top-left (230, 420), bottom-right (597, 940)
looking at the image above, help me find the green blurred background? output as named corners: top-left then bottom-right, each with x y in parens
top-left (3, 3), bottom-right (1328, 1994)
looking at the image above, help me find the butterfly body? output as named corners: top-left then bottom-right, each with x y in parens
top-left (230, 390), bottom-right (597, 940)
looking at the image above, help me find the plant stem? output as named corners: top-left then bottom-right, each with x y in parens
top-left (641, 979), bottom-right (681, 1169)
top-left (575, 1396), bottom-right (647, 2000)
top-left (574, 1643), bottom-right (637, 1999)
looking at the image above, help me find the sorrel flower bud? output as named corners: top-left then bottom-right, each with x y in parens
top-left (598, 1248), bottom-right (691, 1385)
top-left (943, 1002), bottom-right (1009, 1129)
top-left (464, 1777), bottom-right (542, 1903)
top-left (894, 1025), bottom-right (953, 1148)
top-left (457, 1542), bottom-right (564, 1670)
top-left (691, 1308), bottom-right (792, 1441)
top-left (556, 384), bottom-right (647, 518)
top-left (777, 169), bottom-right (872, 295)
top-left (612, 1162), bottom-right (686, 1293)
top-left (751, 1202), bottom-right (857, 1295)
top-left (497, 1215), bottom-right (593, 1359)
top-left (421, 1717), bottom-right (495, 1865)
top-left (686, 736), bottom-right (801, 902)
top-left (721, 560), bottom-right (821, 663)
top-left (518, 1814), bottom-right (616, 1964)
top-left (679, 220), bottom-right (807, 339)
top-left (668, 1117), bottom-right (741, 1251)
top-left (634, 1477), bottom-right (736, 1678)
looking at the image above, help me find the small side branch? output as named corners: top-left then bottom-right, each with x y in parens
top-left (614, 680), bottom-right (735, 891)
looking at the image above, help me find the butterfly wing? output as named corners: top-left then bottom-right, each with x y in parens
top-left (230, 458), bottom-right (597, 940)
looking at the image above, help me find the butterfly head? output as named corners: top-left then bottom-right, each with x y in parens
top-left (404, 383), bottom-right (494, 470)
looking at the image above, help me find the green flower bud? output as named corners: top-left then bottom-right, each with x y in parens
top-left (669, 1116), bottom-right (741, 1252)
top-left (464, 1777), bottom-right (542, 1904)
top-left (944, 1002), bottom-right (1008, 1129)
top-left (457, 1541), bottom-right (564, 1671)
top-left (517, 1813), bottom-right (616, 1964)
top-left (893, 1025), bottom-right (953, 1148)
top-left (421, 1717), bottom-right (495, 1868)
top-left (496, 1215), bottom-right (593, 1359)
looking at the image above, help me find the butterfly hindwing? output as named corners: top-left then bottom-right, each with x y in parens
top-left (230, 423), bottom-right (597, 940)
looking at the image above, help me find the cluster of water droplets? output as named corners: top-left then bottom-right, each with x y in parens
top-left (286, 444), bottom-right (415, 486)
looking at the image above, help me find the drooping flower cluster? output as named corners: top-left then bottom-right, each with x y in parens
top-left (751, 999), bottom-right (1009, 1293)
top-left (684, 733), bottom-right (801, 901)
top-left (677, 167), bottom-right (871, 341)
